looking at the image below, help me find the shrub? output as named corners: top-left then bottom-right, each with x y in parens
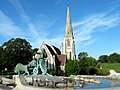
top-left (96, 68), bottom-right (109, 75)
top-left (89, 67), bottom-right (98, 75)
top-left (47, 69), bottom-right (57, 76)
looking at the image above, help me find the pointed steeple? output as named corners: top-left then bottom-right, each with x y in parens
top-left (63, 4), bottom-right (76, 60)
top-left (65, 5), bottom-right (73, 38)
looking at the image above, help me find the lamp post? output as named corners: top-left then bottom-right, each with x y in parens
top-left (5, 68), bottom-right (7, 71)
top-left (2, 68), bottom-right (7, 76)
top-left (5, 68), bottom-right (8, 75)
top-left (100, 63), bottom-right (102, 75)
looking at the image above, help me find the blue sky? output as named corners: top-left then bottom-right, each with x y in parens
top-left (0, 0), bottom-right (120, 59)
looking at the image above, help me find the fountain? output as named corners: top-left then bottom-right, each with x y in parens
top-left (2, 48), bottom-right (120, 90)
top-left (13, 48), bottom-right (64, 89)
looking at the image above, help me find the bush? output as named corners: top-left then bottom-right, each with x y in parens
top-left (89, 67), bottom-right (98, 75)
top-left (0, 70), bottom-right (16, 75)
top-left (65, 60), bottom-right (79, 76)
top-left (96, 68), bottom-right (109, 75)
top-left (47, 69), bottom-right (57, 75)
top-left (79, 67), bottom-right (90, 75)
top-left (47, 69), bottom-right (63, 76)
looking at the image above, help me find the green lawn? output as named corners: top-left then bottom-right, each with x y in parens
top-left (102, 63), bottom-right (120, 71)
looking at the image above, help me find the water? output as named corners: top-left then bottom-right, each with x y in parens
top-left (75, 78), bottom-right (120, 89)
top-left (28, 77), bottom-right (120, 89)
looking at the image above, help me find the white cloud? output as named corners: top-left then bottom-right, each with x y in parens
top-left (7, 0), bottom-right (57, 48)
top-left (31, 33), bottom-right (64, 49)
top-left (0, 11), bottom-right (22, 37)
top-left (8, 0), bottom-right (39, 37)
top-left (0, 0), bottom-right (59, 48)
top-left (1, 0), bottom-right (120, 53)
top-left (73, 13), bottom-right (120, 47)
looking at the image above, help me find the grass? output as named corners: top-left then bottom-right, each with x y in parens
top-left (102, 63), bottom-right (120, 71)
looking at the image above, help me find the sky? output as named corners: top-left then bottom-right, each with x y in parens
top-left (0, 0), bottom-right (120, 59)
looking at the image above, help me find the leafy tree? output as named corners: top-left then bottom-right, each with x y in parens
top-left (65, 60), bottom-right (79, 76)
top-left (79, 57), bottom-right (89, 67)
top-left (98, 53), bottom-right (120, 63)
top-left (78, 52), bottom-right (88, 60)
top-left (78, 56), bottom-right (97, 75)
top-left (32, 48), bottom-right (39, 56)
top-left (0, 38), bottom-right (32, 70)
top-left (109, 53), bottom-right (120, 63)
top-left (78, 57), bottom-right (90, 75)
top-left (96, 62), bottom-right (102, 68)
top-left (0, 46), bottom-right (3, 58)
top-left (98, 55), bottom-right (109, 63)
top-left (86, 57), bottom-right (97, 66)
top-left (0, 46), bottom-right (4, 70)
top-left (89, 67), bottom-right (98, 75)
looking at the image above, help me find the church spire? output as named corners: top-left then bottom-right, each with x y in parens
top-left (63, 4), bottom-right (76, 60)
top-left (65, 5), bottom-right (73, 38)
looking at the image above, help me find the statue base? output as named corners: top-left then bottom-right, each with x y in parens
top-left (24, 74), bottom-right (64, 87)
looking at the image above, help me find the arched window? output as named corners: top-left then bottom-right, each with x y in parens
top-left (67, 39), bottom-right (70, 46)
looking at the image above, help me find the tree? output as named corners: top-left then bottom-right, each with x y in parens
top-left (0, 46), bottom-right (4, 70)
top-left (32, 48), bottom-right (39, 56)
top-left (0, 38), bottom-right (32, 70)
top-left (79, 57), bottom-right (89, 67)
top-left (86, 57), bottom-right (97, 66)
top-left (78, 56), bottom-right (97, 75)
top-left (0, 46), bottom-right (3, 58)
top-left (78, 52), bottom-right (88, 60)
top-left (109, 53), bottom-right (120, 63)
top-left (65, 60), bottom-right (79, 76)
top-left (98, 55), bottom-right (109, 63)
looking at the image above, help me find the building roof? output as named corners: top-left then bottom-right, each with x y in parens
top-left (51, 45), bottom-right (61, 54)
top-left (39, 42), bottom-right (66, 67)
top-left (56, 54), bottom-right (66, 66)
top-left (45, 44), bottom-right (55, 55)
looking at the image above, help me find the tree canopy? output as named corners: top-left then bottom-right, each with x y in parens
top-left (65, 60), bottom-right (79, 76)
top-left (0, 38), bottom-right (32, 70)
top-left (109, 53), bottom-right (120, 63)
top-left (98, 55), bottom-right (109, 63)
top-left (32, 48), bottom-right (39, 56)
top-left (65, 52), bottom-right (98, 76)
top-left (78, 52), bottom-right (88, 60)
top-left (98, 53), bottom-right (120, 63)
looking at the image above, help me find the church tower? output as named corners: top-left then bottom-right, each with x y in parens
top-left (63, 5), bottom-right (76, 60)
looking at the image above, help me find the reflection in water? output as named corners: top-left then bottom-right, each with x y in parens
top-left (27, 78), bottom-right (120, 89)
top-left (111, 80), bottom-right (120, 87)
top-left (70, 78), bottom-right (120, 89)
top-left (77, 78), bottom-right (120, 89)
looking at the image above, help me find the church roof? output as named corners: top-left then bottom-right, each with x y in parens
top-left (51, 45), bottom-right (61, 54)
top-left (43, 44), bottom-right (61, 55)
top-left (56, 54), bottom-right (66, 66)
top-left (45, 44), bottom-right (55, 55)
top-left (44, 43), bottom-right (66, 67)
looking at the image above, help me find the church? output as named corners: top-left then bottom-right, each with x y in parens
top-left (36, 5), bottom-right (76, 72)
top-left (62, 5), bottom-right (76, 60)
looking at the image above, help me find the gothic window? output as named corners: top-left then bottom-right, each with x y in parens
top-left (67, 39), bottom-right (70, 46)
top-left (68, 32), bottom-right (69, 35)
top-left (70, 52), bottom-right (71, 60)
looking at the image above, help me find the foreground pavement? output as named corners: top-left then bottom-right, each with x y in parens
top-left (0, 84), bottom-right (120, 90)
top-left (0, 84), bottom-right (13, 90)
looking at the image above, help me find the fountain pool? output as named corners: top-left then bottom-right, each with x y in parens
top-left (75, 78), bottom-right (120, 89)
